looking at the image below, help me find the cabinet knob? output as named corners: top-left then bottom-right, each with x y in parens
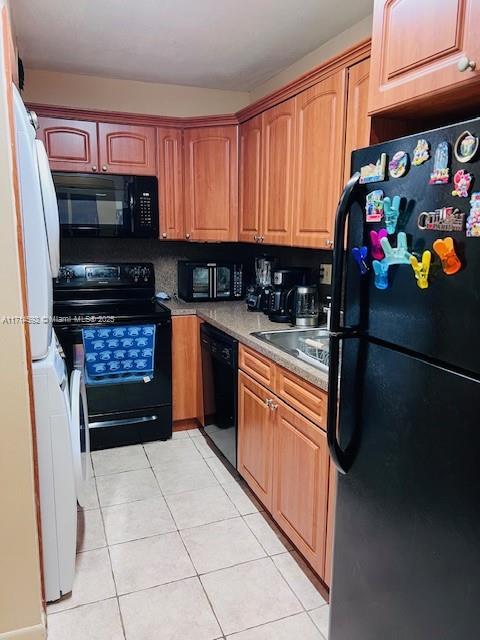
top-left (260, 235), bottom-right (264, 243)
top-left (92, 165), bottom-right (97, 172)
top-left (457, 56), bottom-right (476, 72)
top-left (325, 239), bottom-right (334, 248)
top-left (102, 165), bottom-right (108, 172)
top-left (185, 233), bottom-right (191, 239)
top-left (162, 232), bottom-right (167, 239)
top-left (253, 234), bottom-right (258, 242)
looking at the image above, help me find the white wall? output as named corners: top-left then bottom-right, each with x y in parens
top-left (22, 68), bottom-right (250, 116)
top-left (249, 15), bottom-right (372, 102)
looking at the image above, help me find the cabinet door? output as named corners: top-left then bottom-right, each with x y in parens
top-left (157, 127), bottom-right (184, 240)
top-left (261, 100), bottom-right (295, 246)
top-left (292, 70), bottom-right (346, 249)
top-left (238, 115), bottom-right (262, 243)
top-left (184, 126), bottom-right (238, 242)
top-left (238, 372), bottom-right (274, 509)
top-left (37, 117), bottom-right (98, 172)
top-left (369, 0), bottom-right (480, 115)
top-left (98, 123), bottom-right (156, 175)
top-left (272, 400), bottom-right (329, 577)
top-left (344, 58), bottom-right (371, 182)
top-left (172, 316), bottom-right (200, 422)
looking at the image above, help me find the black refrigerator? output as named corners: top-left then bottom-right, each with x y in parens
top-left (327, 118), bottom-right (480, 639)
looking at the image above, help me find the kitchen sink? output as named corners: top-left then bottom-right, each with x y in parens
top-left (251, 327), bottom-right (330, 371)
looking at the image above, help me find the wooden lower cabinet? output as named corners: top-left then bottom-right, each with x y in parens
top-left (238, 372), bottom-right (274, 510)
top-left (172, 316), bottom-right (202, 423)
top-left (238, 362), bottom-right (330, 580)
top-left (272, 400), bottom-right (329, 577)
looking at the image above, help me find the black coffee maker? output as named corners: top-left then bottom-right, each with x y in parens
top-left (266, 267), bottom-right (310, 323)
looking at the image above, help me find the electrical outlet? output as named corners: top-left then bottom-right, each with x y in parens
top-left (319, 263), bottom-right (332, 285)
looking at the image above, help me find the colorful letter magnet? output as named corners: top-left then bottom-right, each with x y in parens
top-left (432, 237), bottom-right (461, 275)
top-left (410, 251), bottom-right (431, 290)
top-left (452, 169), bottom-right (472, 198)
top-left (381, 232), bottom-right (411, 266)
top-left (412, 139), bottom-right (430, 166)
top-left (388, 151), bottom-right (409, 178)
top-left (370, 228), bottom-right (388, 260)
top-left (372, 260), bottom-right (389, 290)
top-left (429, 141), bottom-right (450, 184)
top-left (359, 153), bottom-right (387, 184)
top-left (366, 190), bottom-right (384, 222)
top-left (383, 195), bottom-right (402, 234)
top-left (352, 246), bottom-right (369, 275)
top-left (454, 130), bottom-right (479, 163)
top-left (417, 206), bottom-right (465, 232)
top-left (466, 192), bottom-right (480, 237)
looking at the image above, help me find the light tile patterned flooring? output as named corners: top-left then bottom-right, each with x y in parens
top-left (47, 430), bottom-right (330, 640)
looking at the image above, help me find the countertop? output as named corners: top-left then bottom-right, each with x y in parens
top-left (164, 299), bottom-right (329, 391)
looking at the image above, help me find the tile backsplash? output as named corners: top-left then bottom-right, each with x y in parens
top-left (61, 239), bottom-right (332, 300)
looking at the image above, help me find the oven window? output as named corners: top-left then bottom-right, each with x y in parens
top-left (54, 173), bottom-right (127, 228)
top-left (192, 267), bottom-right (210, 299)
top-left (216, 266), bottom-right (231, 298)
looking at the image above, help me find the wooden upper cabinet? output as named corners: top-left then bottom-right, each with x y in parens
top-left (37, 117), bottom-right (99, 172)
top-left (292, 71), bottom-right (346, 249)
top-left (261, 99), bottom-right (296, 246)
top-left (272, 400), bottom-right (329, 577)
top-left (369, 0), bottom-right (480, 115)
top-left (157, 127), bottom-right (184, 240)
top-left (344, 58), bottom-right (371, 181)
top-left (98, 123), bottom-right (156, 175)
top-left (183, 126), bottom-right (238, 242)
top-left (238, 115), bottom-right (262, 243)
top-left (238, 371), bottom-right (274, 510)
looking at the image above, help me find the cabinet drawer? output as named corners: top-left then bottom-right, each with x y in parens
top-left (239, 345), bottom-right (275, 388)
top-left (275, 367), bottom-right (327, 429)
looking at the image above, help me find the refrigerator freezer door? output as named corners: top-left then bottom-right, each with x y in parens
top-left (346, 117), bottom-right (480, 376)
top-left (330, 339), bottom-right (480, 639)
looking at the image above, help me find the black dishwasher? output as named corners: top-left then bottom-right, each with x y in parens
top-left (200, 323), bottom-right (238, 468)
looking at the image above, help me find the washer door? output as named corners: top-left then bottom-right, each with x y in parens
top-left (69, 369), bottom-right (91, 506)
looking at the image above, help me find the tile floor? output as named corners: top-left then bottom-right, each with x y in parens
top-left (47, 430), bottom-right (330, 640)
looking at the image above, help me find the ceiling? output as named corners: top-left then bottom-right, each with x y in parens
top-left (12, 0), bottom-right (373, 91)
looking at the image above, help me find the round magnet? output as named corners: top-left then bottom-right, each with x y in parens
top-left (454, 130), bottom-right (479, 163)
top-left (388, 151), bottom-right (409, 178)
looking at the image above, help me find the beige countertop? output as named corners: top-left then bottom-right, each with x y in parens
top-left (164, 299), bottom-right (329, 391)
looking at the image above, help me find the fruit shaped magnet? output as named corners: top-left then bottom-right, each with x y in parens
top-left (466, 192), bottom-right (480, 237)
top-left (388, 151), bottom-right (409, 178)
top-left (454, 130), bottom-right (479, 163)
top-left (352, 246), bottom-right (369, 275)
top-left (412, 139), bottom-right (430, 166)
top-left (359, 153), bottom-right (387, 184)
top-left (429, 141), bottom-right (450, 184)
top-left (366, 190), bottom-right (384, 222)
top-left (383, 195), bottom-right (402, 234)
top-left (410, 251), bottom-right (431, 290)
top-left (370, 228), bottom-right (388, 260)
top-left (432, 237), bottom-right (461, 275)
top-left (372, 260), bottom-right (389, 290)
top-left (380, 232), bottom-right (412, 266)
top-left (451, 169), bottom-right (473, 198)
top-left (417, 206), bottom-right (465, 232)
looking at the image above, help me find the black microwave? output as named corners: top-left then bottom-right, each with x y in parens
top-left (53, 172), bottom-right (159, 238)
top-left (178, 261), bottom-right (244, 302)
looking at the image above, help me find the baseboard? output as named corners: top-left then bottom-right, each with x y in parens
top-left (172, 418), bottom-right (201, 432)
top-left (0, 622), bottom-right (46, 640)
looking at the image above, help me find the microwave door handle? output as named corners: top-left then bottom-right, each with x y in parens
top-left (212, 267), bottom-right (217, 299)
top-left (127, 182), bottom-right (135, 233)
top-left (209, 267), bottom-right (214, 300)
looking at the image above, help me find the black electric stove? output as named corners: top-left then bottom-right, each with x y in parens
top-left (54, 263), bottom-right (172, 449)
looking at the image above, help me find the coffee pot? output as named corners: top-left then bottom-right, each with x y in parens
top-left (291, 285), bottom-right (320, 327)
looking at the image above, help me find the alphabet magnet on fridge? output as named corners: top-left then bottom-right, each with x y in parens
top-left (359, 153), bottom-right (387, 184)
top-left (432, 237), bottom-right (462, 275)
top-left (352, 246), bottom-right (369, 275)
top-left (365, 190), bottom-right (384, 222)
top-left (429, 141), bottom-right (450, 184)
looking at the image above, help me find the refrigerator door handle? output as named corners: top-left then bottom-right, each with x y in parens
top-left (327, 172), bottom-right (361, 474)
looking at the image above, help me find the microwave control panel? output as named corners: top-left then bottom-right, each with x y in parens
top-left (233, 265), bottom-right (243, 298)
top-left (138, 191), bottom-right (154, 228)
